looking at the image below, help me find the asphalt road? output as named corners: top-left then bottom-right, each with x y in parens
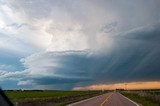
top-left (68, 92), bottom-right (139, 106)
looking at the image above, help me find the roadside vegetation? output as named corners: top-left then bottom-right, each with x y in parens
top-left (121, 90), bottom-right (160, 106)
top-left (5, 90), bottom-right (106, 106)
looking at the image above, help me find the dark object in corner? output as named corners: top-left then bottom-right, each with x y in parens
top-left (0, 88), bottom-right (13, 106)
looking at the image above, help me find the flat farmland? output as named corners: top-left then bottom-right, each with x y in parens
top-left (5, 90), bottom-right (105, 106)
top-left (121, 90), bottom-right (160, 106)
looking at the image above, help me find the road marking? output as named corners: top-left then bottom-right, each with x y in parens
top-left (118, 93), bottom-right (139, 106)
top-left (100, 93), bottom-right (113, 106)
top-left (67, 93), bottom-right (106, 106)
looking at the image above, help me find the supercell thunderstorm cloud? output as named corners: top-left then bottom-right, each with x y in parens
top-left (0, 0), bottom-right (160, 90)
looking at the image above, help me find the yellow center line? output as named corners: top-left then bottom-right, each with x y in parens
top-left (100, 93), bottom-right (113, 106)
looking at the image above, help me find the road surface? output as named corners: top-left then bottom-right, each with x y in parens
top-left (68, 92), bottom-right (139, 106)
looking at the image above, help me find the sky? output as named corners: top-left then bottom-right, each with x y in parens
top-left (0, 0), bottom-right (160, 90)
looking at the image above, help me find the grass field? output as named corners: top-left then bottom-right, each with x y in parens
top-left (5, 90), bottom-right (105, 106)
top-left (147, 90), bottom-right (160, 95)
top-left (121, 90), bottom-right (160, 106)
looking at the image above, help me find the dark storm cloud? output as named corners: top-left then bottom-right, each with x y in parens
top-left (3, 24), bottom-right (158, 90)
top-left (42, 24), bottom-right (160, 85)
top-left (33, 76), bottom-right (92, 85)
top-left (1, 0), bottom-right (160, 90)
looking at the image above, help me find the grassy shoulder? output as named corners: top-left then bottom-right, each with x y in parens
top-left (4, 90), bottom-right (106, 106)
top-left (121, 92), bottom-right (159, 106)
top-left (147, 90), bottom-right (160, 95)
top-left (5, 90), bottom-right (97, 100)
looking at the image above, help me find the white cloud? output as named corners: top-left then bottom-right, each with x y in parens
top-left (1, 0), bottom-right (159, 55)
top-left (0, 0), bottom-right (160, 89)
top-left (0, 64), bottom-right (12, 70)
top-left (0, 0), bottom-right (118, 54)
top-left (0, 70), bottom-right (28, 81)
top-left (17, 80), bottom-right (33, 86)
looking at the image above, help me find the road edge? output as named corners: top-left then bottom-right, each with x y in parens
top-left (67, 93), bottom-right (106, 106)
top-left (118, 92), bottom-right (139, 106)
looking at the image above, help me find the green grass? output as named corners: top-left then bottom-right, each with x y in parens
top-left (5, 90), bottom-right (96, 100)
top-left (4, 90), bottom-right (104, 106)
top-left (121, 92), bottom-right (159, 106)
top-left (147, 90), bottom-right (160, 95)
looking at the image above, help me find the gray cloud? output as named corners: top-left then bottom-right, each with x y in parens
top-left (101, 22), bottom-right (118, 33)
top-left (1, 24), bottom-right (160, 90)
top-left (121, 24), bottom-right (160, 41)
top-left (1, 0), bottom-right (160, 89)
top-left (7, 23), bottom-right (28, 29)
